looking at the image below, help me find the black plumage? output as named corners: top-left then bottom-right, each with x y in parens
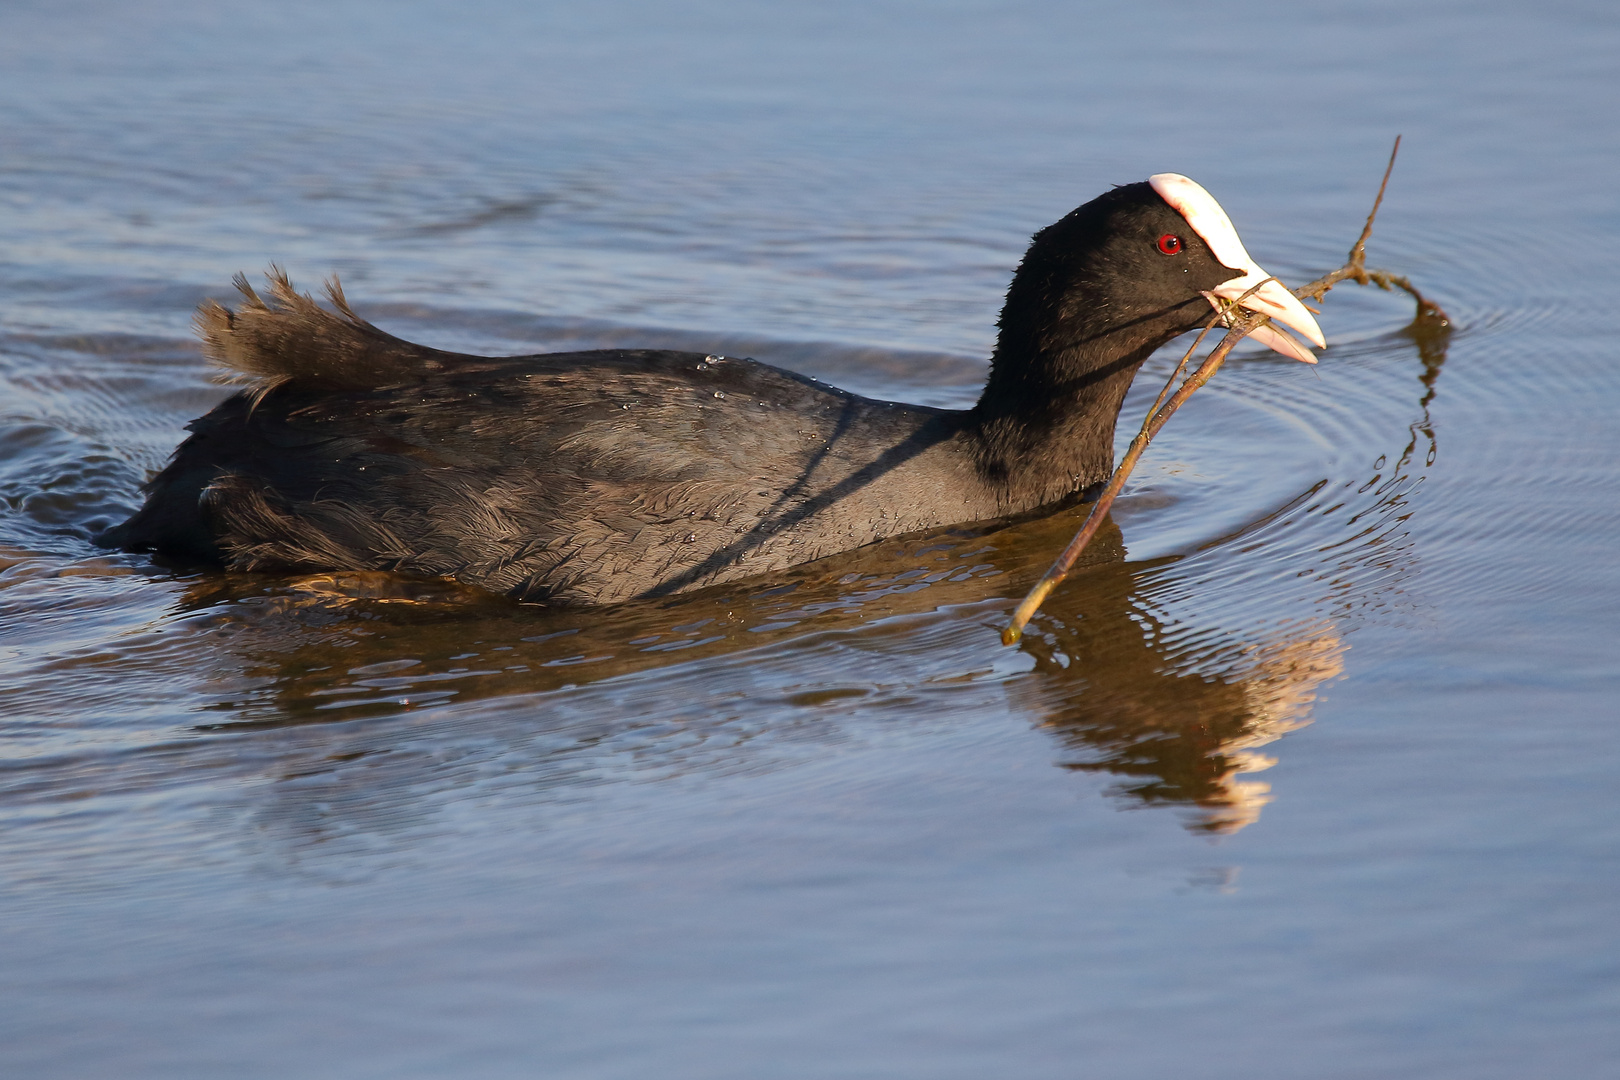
top-left (104, 181), bottom-right (1272, 604)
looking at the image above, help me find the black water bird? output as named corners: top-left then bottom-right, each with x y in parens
top-left (104, 175), bottom-right (1325, 604)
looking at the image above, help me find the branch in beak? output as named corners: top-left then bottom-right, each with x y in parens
top-left (1204, 275), bottom-right (1327, 363)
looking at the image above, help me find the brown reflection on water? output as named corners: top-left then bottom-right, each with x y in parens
top-left (177, 506), bottom-right (1129, 722)
top-left (167, 511), bottom-right (1329, 837)
top-left (1014, 598), bottom-right (1343, 834)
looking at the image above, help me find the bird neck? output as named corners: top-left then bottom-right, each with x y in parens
top-left (969, 314), bottom-right (1181, 511)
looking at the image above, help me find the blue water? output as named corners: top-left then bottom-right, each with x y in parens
top-left (3, 1), bottom-right (1618, 1077)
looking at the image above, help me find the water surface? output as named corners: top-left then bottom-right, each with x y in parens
top-left (3, 2), bottom-right (1618, 1077)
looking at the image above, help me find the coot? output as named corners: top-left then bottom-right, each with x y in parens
top-left (104, 175), bottom-right (1324, 604)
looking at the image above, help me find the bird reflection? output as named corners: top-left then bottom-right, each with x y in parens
top-left (170, 303), bottom-right (1449, 842)
top-left (1013, 603), bottom-right (1343, 834)
top-left (174, 517), bottom-right (1335, 842)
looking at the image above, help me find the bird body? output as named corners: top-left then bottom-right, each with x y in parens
top-left (105, 177), bottom-right (1325, 605)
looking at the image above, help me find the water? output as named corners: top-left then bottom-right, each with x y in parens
top-left (3, 1), bottom-right (1618, 1076)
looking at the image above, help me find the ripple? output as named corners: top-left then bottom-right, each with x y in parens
top-left (0, 191), bottom-right (1604, 847)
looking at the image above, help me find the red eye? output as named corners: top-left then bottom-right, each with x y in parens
top-left (1157, 233), bottom-right (1183, 255)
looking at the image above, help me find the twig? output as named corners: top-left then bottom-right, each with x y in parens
top-left (1001, 137), bottom-right (1447, 646)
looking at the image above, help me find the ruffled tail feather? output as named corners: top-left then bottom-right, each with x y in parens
top-left (196, 268), bottom-right (455, 396)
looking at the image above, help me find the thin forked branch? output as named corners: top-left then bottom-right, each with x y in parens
top-left (1001, 137), bottom-right (1447, 646)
